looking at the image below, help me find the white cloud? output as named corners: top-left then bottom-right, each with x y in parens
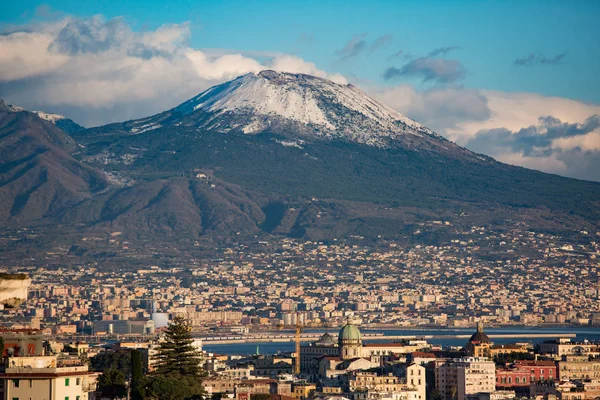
top-left (369, 85), bottom-right (600, 181)
top-left (0, 15), bottom-right (346, 126)
top-left (457, 91), bottom-right (600, 141)
top-left (268, 55), bottom-right (348, 84)
top-left (553, 129), bottom-right (600, 152)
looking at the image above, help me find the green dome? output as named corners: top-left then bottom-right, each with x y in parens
top-left (338, 320), bottom-right (362, 342)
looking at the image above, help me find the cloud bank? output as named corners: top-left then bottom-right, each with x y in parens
top-left (368, 85), bottom-right (600, 181)
top-left (0, 15), bottom-right (345, 126)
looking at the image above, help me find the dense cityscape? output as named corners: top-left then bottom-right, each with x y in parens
top-left (3, 224), bottom-right (600, 333)
top-left (1, 225), bottom-right (600, 400)
top-left (2, 1), bottom-right (600, 399)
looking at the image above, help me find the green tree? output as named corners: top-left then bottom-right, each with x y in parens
top-left (98, 368), bottom-right (128, 399)
top-left (131, 349), bottom-right (146, 400)
top-left (91, 349), bottom-right (132, 376)
top-left (153, 316), bottom-right (203, 376)
top-left (145, 374), bottom-right (206, 400)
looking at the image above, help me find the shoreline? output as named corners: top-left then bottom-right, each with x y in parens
top-left (254, 323), bottom-right (595, 334)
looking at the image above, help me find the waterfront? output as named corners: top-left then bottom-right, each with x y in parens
top-left (202, 327), bottom-right (600, 355)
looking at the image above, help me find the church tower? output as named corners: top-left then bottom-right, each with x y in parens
top-left (338, 317), bottom-right (362, 359)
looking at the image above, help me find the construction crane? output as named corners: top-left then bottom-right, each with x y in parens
top-left (294, 312), bottom-right (302, 375)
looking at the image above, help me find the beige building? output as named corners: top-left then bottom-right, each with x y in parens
top-left (538, 338), bottom-right (600, 357)
top-left (348, 365), bottom-right (426, 400)
top-left (457, 358), bottom-right (496, 400)
top-left (0, 355), bottom-right (98, 400)
top-left (558, 355), bottom-right (600, 380)
top-left (436, 357), bottom-right (496, 400)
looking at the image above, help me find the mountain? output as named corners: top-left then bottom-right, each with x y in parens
top-left (2, 71), bottom-right (600, 253)
top-left (0, 100), bottom-right (108, 224)
top-left (31, 111), bottom-right (85, 134)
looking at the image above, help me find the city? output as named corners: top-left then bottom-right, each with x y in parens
top-left (1, 0), bottom-right (600, 399)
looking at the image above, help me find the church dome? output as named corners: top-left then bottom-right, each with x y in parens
top-left (315, 332), bottom-right (336, 346)
top-left (338, 318), bottom-right (362, 342)
top-left (469, 322), bottom-right (491, 343)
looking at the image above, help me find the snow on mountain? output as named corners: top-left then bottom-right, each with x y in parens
top-left (126, 70), bottom-right (437, 146)
top-left (32, 110), bottom-right (67, 123)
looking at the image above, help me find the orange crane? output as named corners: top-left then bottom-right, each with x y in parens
top-left (294, 312), bottom-right (302, 375)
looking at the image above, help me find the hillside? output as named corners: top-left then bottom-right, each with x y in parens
top-left (1, 71), bottom-right (599, 253)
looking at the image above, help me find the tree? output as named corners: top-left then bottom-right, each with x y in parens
top-left (153, 316), bottom-right (203, 376)
top-left (145, 374), bottom-right (206, 400)
top-left (98, 368), bottom-right (128, 399)
top-left (131, 349), bottom-right (146, 400)
top-left (91, 349), bottom-right (132, 376)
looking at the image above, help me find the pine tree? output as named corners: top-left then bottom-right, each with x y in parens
top-left (153, 316), bottom-right (202, 376)
top-left (131, 349), bottom-right (145, 400)
top-left (97, 368), bottom-right (127, 399)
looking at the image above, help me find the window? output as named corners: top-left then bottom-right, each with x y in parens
top-left (77, 397), bottom-right (81, 400)
top-left (12, 379), bottom-right (20, 388)
top-left (65, 378), bottom-right (70, 386)
top-left (76, 378), bottom-right (80, 385)
top-left (65, 397), bottom-right (69, 400)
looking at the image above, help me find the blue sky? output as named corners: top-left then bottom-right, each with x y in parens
top-left (1, 1), bottom-right (600, 181)
top-left (3, 0), bottom-right (599, 103)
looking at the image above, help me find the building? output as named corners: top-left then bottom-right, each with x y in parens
top-left (0, 329), bottom-right (45, 357)
top-left (300, 332), bottom-right (339, 376)
top-left (465, 323), bottom-right (492, 358)
top-left (0, 355), bottom-right (99, 400)
top-left (93, 319), bottom-right (155, 335)
top-left (557, 355), bottom-right (600, 380)
top-left (538, 338), bottom-right (600, 357)
top-left (530, 379), bottom-right (600, 400)
top-left (339, 318), bottom-right (363, 360)
top-left (301, 318), bottom-right (430, 379)
top-left (252, 356), bottom-right (294, 377)
top-left (496, 361), bottom-right (556, 393)
top-left (346, 364), bottom-right (426, 400)
top-left (436, 357), bottom-right (496, 400)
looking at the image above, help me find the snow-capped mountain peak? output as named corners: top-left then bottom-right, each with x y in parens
top-left (126, 70), bottom-right (437, 146)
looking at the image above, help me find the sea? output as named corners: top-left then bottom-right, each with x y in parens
top-left (202, 327), bottom-right (600, 356)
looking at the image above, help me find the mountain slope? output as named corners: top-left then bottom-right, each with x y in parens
top-left (32, 111), bottom-right (85, 134)
top-left (0, 101), bottom-right (108, 224)
top-left (74, 71), bottom-right (600, 228)
top-left (3, 71), bottom-right (600, 249)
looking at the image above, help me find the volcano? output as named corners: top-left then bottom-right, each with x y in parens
top-left (2, 72), bottom-right (599, 249)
